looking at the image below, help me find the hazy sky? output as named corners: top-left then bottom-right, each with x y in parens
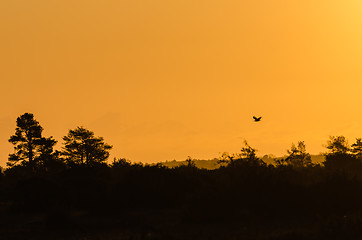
top-left (1, 0), bottom-right (362, 166)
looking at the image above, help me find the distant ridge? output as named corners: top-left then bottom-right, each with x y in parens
top-left (160, 155), bottom-right (325, 170)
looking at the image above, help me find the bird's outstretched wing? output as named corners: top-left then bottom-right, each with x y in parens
top-left (253, 116), bottom-right (262, 121)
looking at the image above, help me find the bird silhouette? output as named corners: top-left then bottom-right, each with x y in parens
top-left (253, 116), bottom-right (262, 122)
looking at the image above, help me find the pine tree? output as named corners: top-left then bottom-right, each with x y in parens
top-left (62, 126), bottom-right (112, 166)
top-left (8, 113), bottom-right (56, 169)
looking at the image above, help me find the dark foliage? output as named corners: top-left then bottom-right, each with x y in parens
top-left (62, 126), bottom-right (112, 166)
top-left (8, 113), bottom-right (58, 171)
top-left (3, 154), bottom-right (362, 239)
top-left (1, 114), bottom-right (362, 239)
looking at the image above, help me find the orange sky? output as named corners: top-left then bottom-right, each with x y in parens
top-left (1, 0), bottom-right (362, 166)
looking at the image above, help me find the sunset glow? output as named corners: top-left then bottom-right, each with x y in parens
top-left (1, 0), bottom-right (362, 166)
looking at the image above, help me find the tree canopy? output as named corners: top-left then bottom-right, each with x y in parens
top-left (284, 141), bottom-right (312, 168)
top-left (8, 113), bottom-right (56, 169)
top-left (325, 135), bottom-right (350, 155)
top-left (62, 126), bottom-right (112, 166)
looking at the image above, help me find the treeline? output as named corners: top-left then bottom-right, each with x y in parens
top-left (161, 155), bottom-right (325, 170)
top-left (5, 113), bottom-right (112, 171)
top-left (1, 113), bottom-right (362, 239)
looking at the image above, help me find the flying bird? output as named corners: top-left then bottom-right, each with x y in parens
top-left (253, 116), bottom-right (262, 122)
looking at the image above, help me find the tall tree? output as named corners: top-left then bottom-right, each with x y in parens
top-left (62, 126), bottom-right (112, 166)
top-left (8, 113), bottom-right (56, 168)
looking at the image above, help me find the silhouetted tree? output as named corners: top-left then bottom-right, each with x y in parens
top-left (185, 156), bottom-right (196, 167)
top-left (217, 141), bottom-right (266, 168)
top-left (240, 140), bottom-right (257, 160)
top-left (351, 138), bottom-right (362, 159)
top-left (218, 152), bottom-right (235, 167)
top-left (279, 141), bottom-right (312, 168)
top-left (325, 136), bottom-right (350, 154)
top-left (7, 113), bottom-right (57, 170)
top-left (234, 141), bottom-right (266, 167)
top-left (323, 136), bottom-right (361, 175)
top-left (62, 126), bottom-right (112, 166)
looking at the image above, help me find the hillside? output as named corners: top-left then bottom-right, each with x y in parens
top-left (160, 155), bottom-right (326, 169)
